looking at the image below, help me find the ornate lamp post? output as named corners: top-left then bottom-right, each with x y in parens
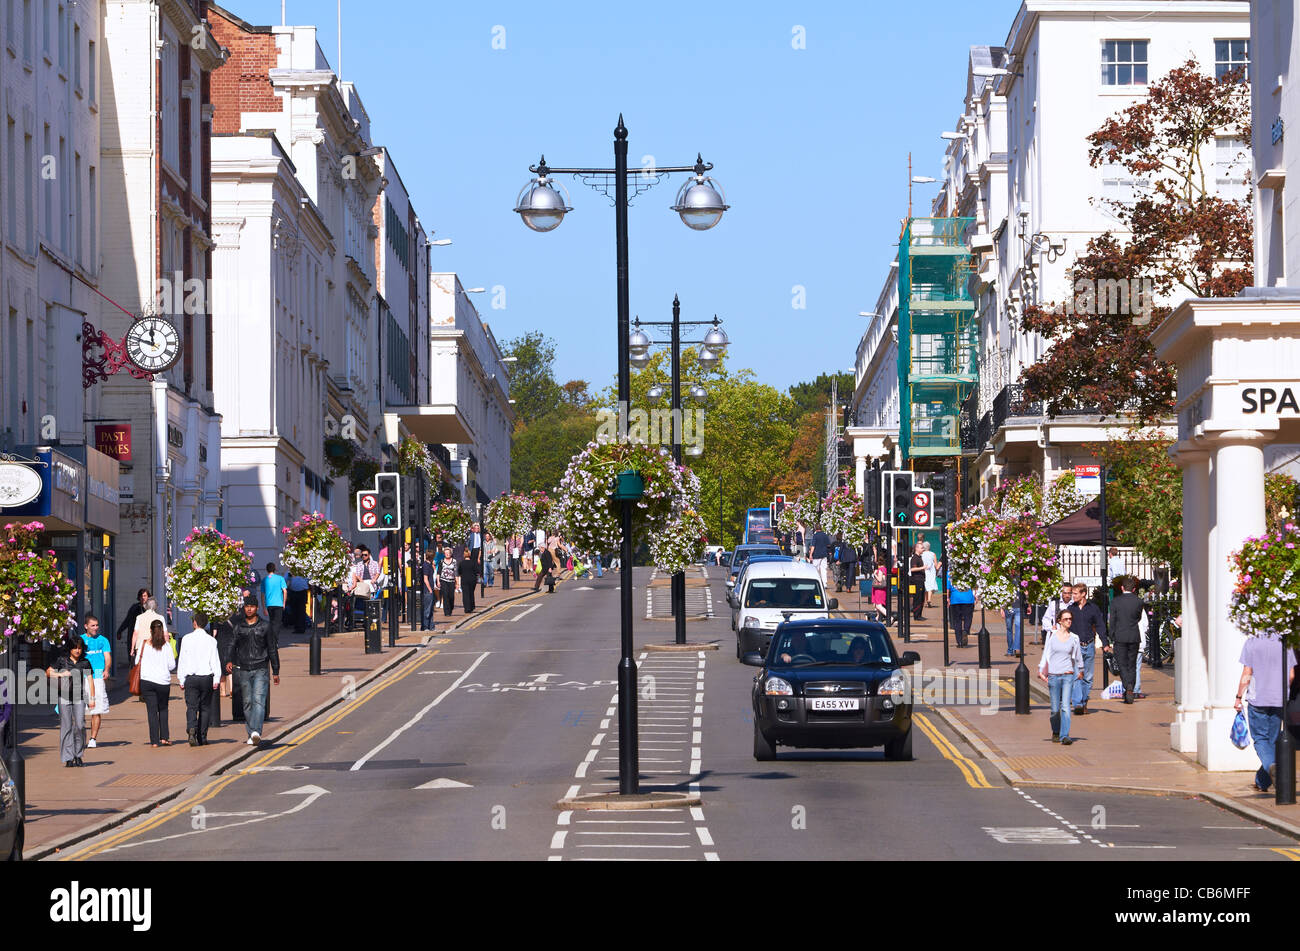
top-left (514, 117), bottom-right (726, 795)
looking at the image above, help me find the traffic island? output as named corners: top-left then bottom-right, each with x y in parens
top-left (643, 641), bottom-right (719, 652)
top-left (557, 790), bottom-right (702, 810)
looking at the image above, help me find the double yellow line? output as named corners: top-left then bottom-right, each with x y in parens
top-left (62, 647), bottom-right (442, 860)
top-left (914, 711), bottom-right (994, 789)
top-left (1272, 847), bottom-right (1300, 861)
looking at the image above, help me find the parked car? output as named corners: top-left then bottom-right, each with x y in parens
top-left (0, 756), bottom-right (23, 861)
top-left (727, 543), bottom-right (783, 585)
top-left (733, 560), bottom-right (836, 658)
top-left (744, 618), bottom-right (919, 762)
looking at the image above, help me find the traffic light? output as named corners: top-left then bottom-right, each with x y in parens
top-left (865, 463), bottom-right (882, 524)
top-left (772, 493), bottom-right (786, 526)
top-left (890, 472), bottom-right (914, 526)
top-left (376, 472), bottom-right (402, 530)
top-left (930, 471), bottom-right (956, 526)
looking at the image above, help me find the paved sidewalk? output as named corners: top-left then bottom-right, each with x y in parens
top-left (18, 571), bottom-right (554, 857)
top-left (876, 600), bottom-right (1300, 838)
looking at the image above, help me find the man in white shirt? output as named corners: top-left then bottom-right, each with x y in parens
top-left (1040, 581), bottom-right (1075, 645)
top-left (177, 611), bottom-right (222, 746)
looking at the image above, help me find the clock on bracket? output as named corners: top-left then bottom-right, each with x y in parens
top-left (124, 316), bottom-right (182, 373)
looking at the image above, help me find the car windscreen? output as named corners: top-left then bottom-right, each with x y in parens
top-left (769, 629), bottom-right (895, 667)
top-left (734, 547), bottom-right (780, 569)
top-left (744, 578), bottom-right (825, 609)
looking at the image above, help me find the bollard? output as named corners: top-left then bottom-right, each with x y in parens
top-left (977, 606), bottom-right (991, 670)
top-left (309, 627), bottom-right (322, 676)
top-left (1014, 592), bottom-right (1031, 714)
top-left (364, 599), bottom-right (382, 654)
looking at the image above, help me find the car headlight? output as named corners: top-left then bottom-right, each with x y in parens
top-left (741, 616), bottom-right (759, 629)
top-left (878, 672), bottom-right (908, 699)
top-left (764, 677), bottom-right (793, 696)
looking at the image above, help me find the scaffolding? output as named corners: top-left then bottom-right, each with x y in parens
top-left (897, 217), bottom-right (978, 458)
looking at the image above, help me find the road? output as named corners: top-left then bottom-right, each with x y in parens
top-left (59, 567), bottom-right (1299, 862)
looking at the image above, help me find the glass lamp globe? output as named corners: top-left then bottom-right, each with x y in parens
top-left (628, 328), bottom-right (652, 356)
top-left (514, 177), bottom-right (572, 233)
top-left (702, 325), bottom-right (730, 353)
top-left (697, 346), bottom-right (720, 369)
top-left (647, 384), bottom-right (665, 404)
top-left (689, 383), bottom-right (708, 403)
top-left (629, 349), bottom-right (651, 369)
top-left (671, 176), bottom-right (729, 231)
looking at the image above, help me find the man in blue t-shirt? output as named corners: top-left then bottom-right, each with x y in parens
top-left (262, 563), bottom-right (288, 638)
top-left (81, 614), bottom-right (112, 747)
top-left (948, 578), bottom-right (976, 648)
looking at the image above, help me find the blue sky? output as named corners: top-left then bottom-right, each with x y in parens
top-left (231, 0), bottom-right (1021, 393)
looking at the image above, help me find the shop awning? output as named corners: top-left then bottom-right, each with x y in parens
top-left (1046, 496), bottom-right (1123, 546)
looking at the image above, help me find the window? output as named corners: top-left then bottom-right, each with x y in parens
top-left (5, 0), bottom-right (14, 52)
top-left (5, 119), bottom-right (15, 244)
top-left (1099, 161), bottom-right (1153, 221)
top-left (42, 0), bottom-right (49, 57)
top-left (1101, 40), bottom-right (1148, 86)
top-left (87, 39), bottom-right (94, 100)
top-left (58, 136), bottom-right (67, 251)
top-left (42, 124), bottom-right (50, 239)
top-left (88, 165), bottom-right (95, 271)
top-left (72, 22), bottom-right (79, 88)
top-left (1215, 136), bottom-right (1250, 205)
top-left (56, 2), bottom-right (65, 72)
top-left (1215, 39), bottom-right (1249, 82)
top-left (23, 0), bottom-right (32, 60)
top-left (24, 133), bottom-right (33, 250)
top-left (74, 151), bottom-right (81, 264)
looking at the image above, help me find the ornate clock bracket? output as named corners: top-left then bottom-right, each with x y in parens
top-left (83, 320), bottom-right (154, 389)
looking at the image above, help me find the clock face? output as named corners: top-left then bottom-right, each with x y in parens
top-left (125, 317), bottom-right (181, 372)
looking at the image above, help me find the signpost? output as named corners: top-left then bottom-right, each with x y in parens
top-left (1074, 463), bottom-right (1101, 497)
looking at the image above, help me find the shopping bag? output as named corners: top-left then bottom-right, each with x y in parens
top-left (1230, 710), bottom-right (1251, 750)
top-left (1101, 680), bottom-right (1124, 700)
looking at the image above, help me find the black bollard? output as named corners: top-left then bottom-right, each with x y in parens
top-left (1278, 634), bottom-right (1296, 805)
top-left (1014, 591), bottom-right (1031, 714)
top-left (309, 588), bottom-right (322, 676)
top-left (977, 606), bottom-right (991, 670)
top-left (364, 599), bottom-right (382, 654)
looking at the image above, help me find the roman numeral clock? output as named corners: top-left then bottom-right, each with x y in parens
top-left (124, 316), bottom-right (182, 373)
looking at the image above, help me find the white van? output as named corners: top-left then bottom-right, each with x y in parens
top-left (734, 561), bottom-right (838, 660)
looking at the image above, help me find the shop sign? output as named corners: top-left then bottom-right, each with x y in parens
top-left (94, 424), bottom-right (133, 461)
top-left (0, 462), bottom-right (43, 507)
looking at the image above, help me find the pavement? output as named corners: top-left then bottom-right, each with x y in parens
top-left (830, 585), bottom-right (1300, 839)
top-left (17, 569), bottom-right (561, 858)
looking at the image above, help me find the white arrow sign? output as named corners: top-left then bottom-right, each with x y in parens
top-left (414, 778), bottom-right (473, 789)
top-left (528, 673), bottom-right (560, 684)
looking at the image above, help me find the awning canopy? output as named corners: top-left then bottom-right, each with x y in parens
top-left (383, 406), bottom-right (474, 446)
top-left (1046, 496), bottom-right (1122, 546)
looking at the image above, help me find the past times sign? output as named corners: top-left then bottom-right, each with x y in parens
top-left (1240, 384), bottom-right (1300, 417)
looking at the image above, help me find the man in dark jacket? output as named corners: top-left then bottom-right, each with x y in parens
top-left (1107, 576), bottom-right (1145, 704)
top-left (226, 596), bottom-right (280, 747)
top-left (1063, 583), bottom-right (1107, 715)
top-left (458, 547), bottom-right (478, 613)
top-left (835, 534), bottom-right (858, 592)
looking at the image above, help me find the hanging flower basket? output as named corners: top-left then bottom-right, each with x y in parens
top-left (484, 493), bottom-right (535, 540)
top-left (429, 501), bottom-right (474, 545)
top-left (1230, 522), bottom-right (1300, 647)
top-left (280, 513), bottom-right (351, 590)
top-left (349, 454), bottom-right (381, 496)
top-left (946, 501), bottom-right (1062, 611)
top-left (324, 437), bottom-right (356, 479)
top-left (821, 485), bottom-right (870, 549)
top-left (0, 521), bottom-right (77, 644)
top-left (555, 438), bottom-right (704, 572)
top-left (529, 490), bottom-right (560, 537)
top-left (396, 436), bottom-right (442, 498)
top-left (165, 526), bottom-right (256, 619)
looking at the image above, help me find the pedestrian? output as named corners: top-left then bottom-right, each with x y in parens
top-left (921, 541), bottom-right (939, 609)
top-left (484, 535), bottom-right (499, 589)
top-left (47, 636), bottom-right (94, 766)
top-left (131, 597), bottom-right (167, 703)
top-left (909, 542), bottom-right (926, 622)
top-left (870, 563), bottom-right (889, 623)
top-left (1235, 633), bottom-right (1297, 792)
top-left (1040, 582), bottom-right (1074, 646)
top-left (459, 545), bottom-right (478, 612)
top-left (808, 525), bottom-right (831, 586)
top-left (286, 571), bottom-right (311, 634)
top-left (949, 577), bottom-right (975, 648)
top-left (262, 562), bottom-right (287, 639)
top-left (135, 619), bottom-right (176, 747)
top-left (227, 595), bottom-right (280, 747)
top-left (421, 549), bottom-right (437, 630)
top-left (1038, 610), bottom-right (1083, 745)
top-left (177, 611), bottom-right (221, 746)
top-left (494, 540), bottom-right (510, 589)
top-left (1107, 546), bottom-right (1126, 597)
top-left (115, 587), bottom-right (150, 652)
top-left (511, 536), bottom-right (522, 581)
top-left (835, 534), bottom-right (857, 593)
top-left (1063, 583), bottom-right (1107, 715)
top-left (1106, 575), bottom-right (1145, 704)
top-left (80, 614), bottom-right (111, 748)
top-left (535, 541), bottom-right (557, 593)
top-left (346, 545), bottom-right (380, 629)
top-left (439, 546), bottom-right (458, 616)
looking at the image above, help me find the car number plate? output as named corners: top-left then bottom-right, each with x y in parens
top-left (810, 698), bottom-right (859, 711)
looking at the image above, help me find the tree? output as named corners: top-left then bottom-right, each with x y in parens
top-left (502, 331), bottom-right (564, 429)
top-left (1087, 433), bottom-right (1183, 574)
top-left (788, 371), bottom-right (853, 419)
top-left (511, 407), bottom-right (600, 495)
top-left (1019, 60), bottom-right (1252, 421)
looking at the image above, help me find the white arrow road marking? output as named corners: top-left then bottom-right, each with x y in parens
top-left (573, 586), bottom-right (594, 591)
top-left (529, 673), bottom-right (560, 684)
top-left (414, 778), bottom-right (473, 789)
top-left (103, 785), bottom-right (331, 852)
top-left (351, 651), bottom-right (491, 771)
top-left (242, 764), bottom-right (310, 773)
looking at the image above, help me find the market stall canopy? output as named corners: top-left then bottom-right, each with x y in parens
top-left (1046, 497), bottom-right (1123, 546)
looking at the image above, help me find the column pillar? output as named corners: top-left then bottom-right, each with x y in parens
top-left (854, 453), bottom-right (867, 499)
top-left (1170, 444), bottom-right (1209, 753)
top-left (1198, 429), bottom-right (1268, 770)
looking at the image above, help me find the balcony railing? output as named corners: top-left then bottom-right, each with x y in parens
top-left (990, 383), bottom-right (1136, 433)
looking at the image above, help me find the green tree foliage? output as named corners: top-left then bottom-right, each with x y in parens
top-left (503, 331), bottom-right (565, 429)
top-left (1088, 433), bottom-right (1182, 574)
top-left (511, 407), bottom-right (600, 495)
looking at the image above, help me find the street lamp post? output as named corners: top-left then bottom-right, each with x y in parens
top-left (515, 116), bottom-right (727, 796)
top-left (4, 641), bottom-right (23, 808)
top-left (631, 298), bottom-right (729, 645)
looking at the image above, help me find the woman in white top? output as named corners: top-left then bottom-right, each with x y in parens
top-left (1037, 611), bottom-right (1084, 745)
top-left (921, 542), bottom-right (939, 607)
top-left (135, 619), bottom-right (177, 747)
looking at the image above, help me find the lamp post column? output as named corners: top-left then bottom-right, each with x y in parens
top-left (671, 295), bottom-right (687, 644)
top-left (614, 118), bottom-right (639, 796)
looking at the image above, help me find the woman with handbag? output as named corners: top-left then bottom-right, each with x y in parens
top-left (130, 598), bottom-right (166, 703)
top-left (136, 620), bottom-right (177, 747)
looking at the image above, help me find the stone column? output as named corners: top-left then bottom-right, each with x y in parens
top-left (1170, 445), bottom-right (1209, 753)
top-left (854, 453), bottom-right (868, 499)
top-left (1198, 429), bottom-right (1268, 770)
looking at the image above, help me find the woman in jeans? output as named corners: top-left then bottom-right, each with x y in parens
top-left (136, 619), bottom-right (176, 747)
top-left (1037, 611), bottom-right (1083, 745)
